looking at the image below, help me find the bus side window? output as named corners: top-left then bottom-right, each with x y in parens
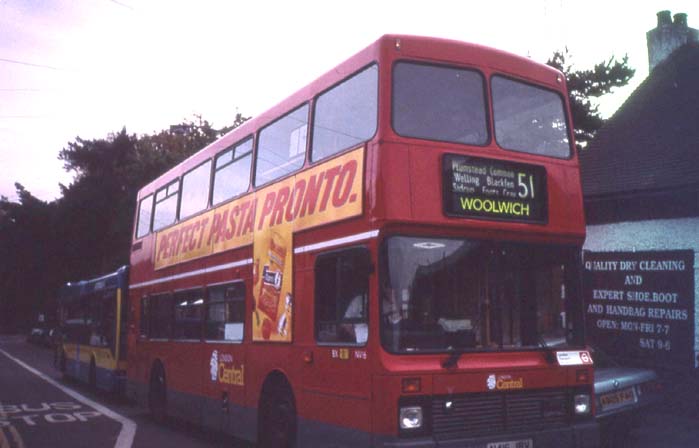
top-left (89, 292), bottom-right (115, 349)
top-left (136, 194), bottom-right (153, 238)
top-left (254, 104), bottom-right (309, 186)
top-left (149, 293), bottom-right (173, 339)
top-left (212, 138), bottom-right (253, 205)
top-left (315, 248), bottom-right (370, 345)
top-left (153, 180), bottom-right (179, 231)
top-left (206, 283), bottom-right (245, 342)
top-left (311, 64), bottom-right (378, 162)
top-left (173, 289), bottom-right (205, 340)
top-left (179, 161), bottom-right (212, 219)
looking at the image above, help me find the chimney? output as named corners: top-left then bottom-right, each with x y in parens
top-left (657, 10), bottom-right (672, 26)
top-left (646, 11), bottom-right (699, 72)
top-left (673, 13), bottom-right (687, 27)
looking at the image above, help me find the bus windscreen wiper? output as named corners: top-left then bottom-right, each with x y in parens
top-left (538, 336), bottom-right (556, 364)
top-left (442, 349), bottom-right (465, 369)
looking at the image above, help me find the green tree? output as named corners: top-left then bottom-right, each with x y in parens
top-left (0, 184), bottom-right (59, 329)
top-left (56, 129), bottom-right (140, 275)
top-left (547, 49), bottom-right (635, 151)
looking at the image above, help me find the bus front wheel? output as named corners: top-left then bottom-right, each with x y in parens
top-left (258, 377), bottom-right (297, 448)
top-left (148, 363), bottom-right (167, 423)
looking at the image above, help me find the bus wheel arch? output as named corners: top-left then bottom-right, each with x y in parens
top-left (148, 360), bottom-right (167, 423)
top-left (257, 370), bottom-right (297, 448)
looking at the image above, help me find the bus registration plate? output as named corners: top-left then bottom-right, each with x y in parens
top-left (487, 439), bottom-right (533, 448)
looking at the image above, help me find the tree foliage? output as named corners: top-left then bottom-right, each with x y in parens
top-left (0, 184), bottom-right (58, 330)
top-left (0, 114), bottom-right (248, 330)
top-left (546, 48), bottom-right (635, 150)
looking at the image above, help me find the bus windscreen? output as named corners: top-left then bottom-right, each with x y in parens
top-left (380, 236), bottom-right (581, 353)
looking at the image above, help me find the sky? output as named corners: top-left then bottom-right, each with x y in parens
top-left (1, 0), bottom-right (697, 202)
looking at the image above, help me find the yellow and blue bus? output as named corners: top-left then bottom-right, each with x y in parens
top-left (57, 266), bottom-right (128, 393)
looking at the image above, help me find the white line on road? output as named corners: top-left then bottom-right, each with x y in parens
top-left (0, 349), bottom-right (136, 448)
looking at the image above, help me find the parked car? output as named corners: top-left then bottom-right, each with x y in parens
top-left (47, 327), bottom-right (64, 348)
top-left (27, 327), bottom-right (46, 344)
top-left (593, 347), bottom-right (663, 446)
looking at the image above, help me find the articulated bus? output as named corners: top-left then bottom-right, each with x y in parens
top-left (57, 266), bottom-right (129, 393)
top-left (126, 35), bottom-right (597, 447)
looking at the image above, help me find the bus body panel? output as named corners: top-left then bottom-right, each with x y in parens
top-left (373, 141), bottom-right (585, 241)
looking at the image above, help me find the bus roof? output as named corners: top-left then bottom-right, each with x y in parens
top-left (59, 265), bottom-right (129, 304)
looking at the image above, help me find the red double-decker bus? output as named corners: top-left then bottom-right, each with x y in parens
top-left (126, 35), bottom-right (597, 447)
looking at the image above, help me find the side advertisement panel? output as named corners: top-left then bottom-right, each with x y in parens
top-left (154, 147), bottom-right (365, 342)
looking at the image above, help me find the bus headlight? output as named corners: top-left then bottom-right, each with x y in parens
top-left (574, 394), bottom-right (591, 415)
top-left (399, 406), bottom-right (423, 429)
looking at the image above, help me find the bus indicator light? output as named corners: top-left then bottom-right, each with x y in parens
top-left (576, 369), bottom-right (589, 383)
top-left (402, 378), bottom-right (421, 393)
top-left (303, 351), bottom-right (314, 364)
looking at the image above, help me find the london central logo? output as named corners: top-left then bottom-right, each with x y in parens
top-left (487, 373), bottom-right (524, 391)
top-left (209, 350), bottom-right (245, 386)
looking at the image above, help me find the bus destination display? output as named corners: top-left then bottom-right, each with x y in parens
top-left (443, 154), bottom-right (547, 223)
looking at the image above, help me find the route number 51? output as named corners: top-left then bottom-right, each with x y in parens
top-left (517, 173), bottom-right (536, 199)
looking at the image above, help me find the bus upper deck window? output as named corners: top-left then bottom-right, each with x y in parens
top-left (255, 104), bottom-right (309, 186)
top-left (180, 160), bottom-right (212, 219)
top-left (392, 62), bottom-right (488, 146)
top-left (492, 76), bottom-right (571, 158)
top-left (136, 194), bottom-right (153, 238)
top-left (153, 180), bottom-right (179, 231)
top-left (212, 138), bottom-right (253, 205)
top-left (312, 65), bottom-right (378, 162)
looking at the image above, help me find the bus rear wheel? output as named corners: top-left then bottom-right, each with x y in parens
top-left (148, 363), bottom-right (167, 423)
top-left (258, 378), bottom-right (297, 448)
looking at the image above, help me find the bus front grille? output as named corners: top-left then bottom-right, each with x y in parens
top-left (431, 388), bottom-right (570, 440)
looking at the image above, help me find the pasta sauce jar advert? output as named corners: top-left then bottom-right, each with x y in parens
top-left (254, 229), bottom-right (293, 342)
